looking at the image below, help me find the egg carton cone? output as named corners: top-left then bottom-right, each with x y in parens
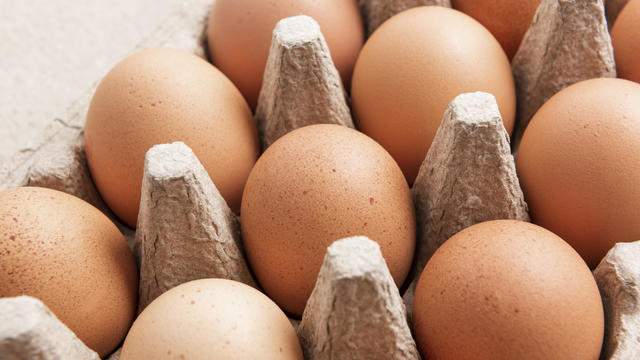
top-left (136, 142), bottom-right (257, 312)
top-left (0, 296), bottom-right (100, 360)
top-left (0, 0), bottom-right (634, 359)
top-left (510, 0), bottom-right (616, 152)
top-left (402, 92), bottom-right (530, 320)
top-left (298, 237), bottom-right (420, 360)
top-left (594, 241), bottom-right (640, 359)
top-left (256, 15), bottom-right (354, 151)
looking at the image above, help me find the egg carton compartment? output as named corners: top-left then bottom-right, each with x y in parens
top-left (0, 0), bottom-right (637, 359)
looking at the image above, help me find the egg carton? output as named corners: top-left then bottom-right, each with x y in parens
top-left (0, 0), bottom-right (637, 359)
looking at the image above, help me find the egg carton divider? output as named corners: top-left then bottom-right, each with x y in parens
top-left (298, 237), bottom-right (420, 359)
top-left (510, 0), bottom-right (616, 152)
top-left (594, 242), bottom-right (640, 359)
top-left (136, 142), bottom-right (257, 313)
top-left (255, 15), bottom-right (354, 151)
top-left (0, 296), bottom-right (100, 359)
top-left (0, 0), bottom-right (636, 359)
top-left (403, 92), bottom-right (531, 320)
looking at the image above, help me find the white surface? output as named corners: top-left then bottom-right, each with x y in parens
top-left (0, 0), bottom-right (184, 165)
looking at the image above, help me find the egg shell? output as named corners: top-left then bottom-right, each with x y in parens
top-left (611, 0), bottom-right (640, 83)
top-left (517, 78), bottom-right (640, 268)
top-left (241, 124), bottom-right (416, 317)
top-left (351, 6), bottom-right (516, 184)
top-left (452, 0), bottom-right (541, 59)
top-left (207, 0), bottom-right (364, 109)
top-left (84, 48), bottom-right (259, 228)
top-left (413, 220), bottom-right (604, 360)
top-left (120, 278), bottom-right (303, 360)
top-left (0, 187), bottom-right (138, 358)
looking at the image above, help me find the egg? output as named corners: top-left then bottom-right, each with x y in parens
top-left (517, 78), bottom-right (640, 268)
top-left (120, 279), bottom-right (303, 359)
top-left (207, 0), bottom-right (364, 109)
top-left (351, 6), bottom-right (516, 184)
top-left (85, 48), bottom-right (259, 228)
top-left (241, 124), bottom-right (415, 316)
top-left (452, 0), bottom-right (541, 60)
top-left (413, 220), bottom-right (604, 360)
top-left (0, 187), bottom-right (138, 357)
top-left (611, 0), bottom-right (640, 83)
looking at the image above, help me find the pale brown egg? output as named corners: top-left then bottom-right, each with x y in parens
top-left (120, 279), bottom-right (303, 360)
top-left (351, 6), bottom-right (516, 184)
top-left (452, 0), bottom-right (541, 60)
top-left (85, 48), bottom-right (259, 228)
top-left (611, 0), bottom-right (640, 83)
top-left (0, 187), bottom-right (138, 357)
top-left (241, 124), bottom-right (415, 317)
top-left (413, 220), bottom-right (604, 360)
top-left (207, 0), bottom-right (364, 110)
top-left (517, 78), bottom-right (640, 268)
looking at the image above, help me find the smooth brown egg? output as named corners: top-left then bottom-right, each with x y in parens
top-left (413, 220), bottom-right (604, 360)
top-left (207, 0), bottom-right (364, 110)
top-left (351, 6), bottom-right (516, 184)
top-left (452, 0), bottom-right (541, 60)
top-left (120, 279), bottom-right (303, 360)
top-left (611, 0), bottom-right (640, 83)
top-left (85, 48), bottom-right (259, 228)
top-left (0, 187), bottom-right (138, 357)
top-left (517, 78), bottom-right (640, 268)
top-left (241, 124), bottom-right (415, 317)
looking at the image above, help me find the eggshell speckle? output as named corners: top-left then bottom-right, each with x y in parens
top-left (517, 78), bottom-right (640, 268)
top-left (611, 0), bottom-right (640, 83)
top-left (351, 6), bottom-right (516, 184)
top-left (207, 0), bottom-right (364, 109)
top-left (413, 220), bottom-right (604, 360)
top-left (120, 279), bottom-right (303, 360)
top-left (0, 187), bottom-right (138, 357)
top-left (241, 124), bottom-right (416, 316)
top-left (452, 0), bottom-right (541, 59)
top-left (85, 48), bottom-right (259, 227)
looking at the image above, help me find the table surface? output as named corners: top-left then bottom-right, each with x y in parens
top-left (0, 0), bottom-right (184, 166)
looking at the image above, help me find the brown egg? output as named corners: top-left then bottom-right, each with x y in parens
top-left (85, 48), bottom-right (259, 228)
top-left (611, 0), bottom-right (640, 83)
top-left (351, 6), bottom-right (516, 184)
top-left (517, 78), bottom-right (640, 268)
top-left (121, 279), bottom-right (303, 360)
top-left (241, 124), bottom-right (415, 316)
top-left (207, 0), bottom-right (364, 110)
top-left (0, 187), bottom-right (138, 357)
top-left (413, 220), bottom-right (604, 360)
top-left (452, 0), bottom-right (541, 60)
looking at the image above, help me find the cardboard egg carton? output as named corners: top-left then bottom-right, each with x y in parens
top-left (0, 0), bottom-right (637, 359)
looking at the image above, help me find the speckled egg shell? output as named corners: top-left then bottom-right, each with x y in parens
top-left (207, 0), bottom-right (364, 109)
top-left (85, 48), bottom-right (259, 228)
top-left (120, 279), bottom-right (303, 360)
top-left (611, 0), bottom-right (640, 83)
top-left (413, 220), bottom-right (604, 360)
top-left (517, 78), bottom-right (640, 268)
top-left (0, 187), bottom-right (138, 357)
top-left (452, 0), bottom-right (541, 59)
top-left (241, 124), bottom-right (416, 317)
top-left (351, 6), bottom-right (516, 184)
